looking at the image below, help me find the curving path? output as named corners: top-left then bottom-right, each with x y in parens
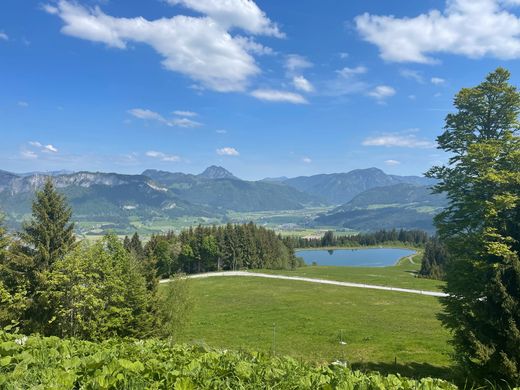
top-left (159, 271), bottom-right (447, 298)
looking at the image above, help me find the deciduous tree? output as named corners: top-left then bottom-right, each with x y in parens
top-left (427, 68), bottom-right (520, 385)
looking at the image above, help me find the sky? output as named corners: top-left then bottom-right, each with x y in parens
top-left (1, 0), bottom-right (520, 180)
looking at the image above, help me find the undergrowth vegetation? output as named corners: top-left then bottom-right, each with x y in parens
top-left (0, 330), bottom-right (457, 389)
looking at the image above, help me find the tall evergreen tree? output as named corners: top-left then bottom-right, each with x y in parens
top-left (419, 237), bottom-right (448, 280)
top-left (427, 68), bottom-right (520, 385)
top-left (20, 178), bottom-right (75, 274)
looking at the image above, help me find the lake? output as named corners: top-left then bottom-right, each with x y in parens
top-left (295, 248), bottom-right (416, 267)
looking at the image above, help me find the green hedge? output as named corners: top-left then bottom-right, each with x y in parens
top-left (0, 331), bottom-right (457, 389)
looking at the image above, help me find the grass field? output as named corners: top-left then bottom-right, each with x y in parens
top-left (176, 273), bottom-right (452, 380)
top-left (251, 251), bottom-right (445, 292)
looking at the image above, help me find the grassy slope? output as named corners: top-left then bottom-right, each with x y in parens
top-left (178, 276), bottom-right (452, 379)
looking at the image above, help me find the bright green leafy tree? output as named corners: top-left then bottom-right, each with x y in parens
top-left (42, 234), bottom-right (158, 340)
top-left (0, 214), bottom-right (29, 327)
top-left (427, 68), bottom-right (520, 385)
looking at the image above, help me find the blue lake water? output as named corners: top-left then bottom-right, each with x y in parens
top-left (295, 248), bottom-right (416, 267)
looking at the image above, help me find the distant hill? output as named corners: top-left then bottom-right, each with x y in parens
top-left (0, 171), bottom-right (218, 231)
top-left (0, 166), bottom-right (444, 233)
top-left (144, 168), bottom-right (320, 212)
top-left (284, 168), bottom-right (435, 204)
top-left (315, 183), bottom-right (446, 232)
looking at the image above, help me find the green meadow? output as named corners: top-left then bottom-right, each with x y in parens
top-left (175, 267), bottom-right (452, 380)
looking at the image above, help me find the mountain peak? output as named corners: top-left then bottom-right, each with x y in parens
top-left (198, 166), bottom-right (237, 180)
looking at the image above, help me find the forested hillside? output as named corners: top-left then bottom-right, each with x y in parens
top-left (284, 168), bottom-right (435, 204)
top-left (315, 183), bottom-right (446, 232)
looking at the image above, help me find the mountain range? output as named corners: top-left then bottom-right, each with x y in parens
top-left (0, 166), bottom-right (445, 233)
top-left (315, 183), bottom-right (446, 231)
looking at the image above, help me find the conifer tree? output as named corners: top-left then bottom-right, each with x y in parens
top-left (20, 178), bottom-right (75, 274)
top-left (427, 68), bottom-right (520, 385)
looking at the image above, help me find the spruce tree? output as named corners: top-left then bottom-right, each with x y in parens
top-left (20, 178), bottom-right (75, 273)
top-left (427, 68), bottom-right (520, 385)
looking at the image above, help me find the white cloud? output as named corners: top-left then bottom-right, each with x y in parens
top-left (45, 0), bottom-right (283, 92)
top-left (173, 110), bottom-right (197, 117)
top-left (17, 101), bottom-right (29, 107)
top-left (363, 134), bottom-right (435, 148)
top-left (339, 52), bottom-right (349, 59)
top-left (145, 150), bottom-right (181, 162)
top-left (166, 0), bottom-right (284, 37)
top-left (400, 69), bottom-right (424, 83)
top-left (292, 76), bottom-right (314, 92)
top-left (251, 89), bottom-right (308, 104)
top-left (128, 108), bottom-right (165, 122)
top-left (216, 147), bottom-right (240, 156)
top-left (0, 32), bottom-right (8, 41)
top-left (384, 159), bottom-right (401, 166)
top-left (21, 150), bottom-right (38, 159)
top-left (128, 108), bottom-right (202, 127)
top-left (284, 54), bottom-right (313, 73)
top-left (170, 117), bottom-right (202, 128)
top-left (336, 66), bottom-right (367, 78)
top-left (431, 77), bottom-right (446, 85)
top-left (29, 141), bottom-right (59, 153)
top-left (302, 157), bottom-right (312, 164)
top-left (355, 0), bottom-right (520, 63)
top-left (234, 36), bottom-right (274, 55)
top-left (216, 129), bottom-right (227, 134)
top-left (368, 85), bottom-right (396, 101)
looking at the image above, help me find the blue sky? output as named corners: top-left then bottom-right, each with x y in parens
top-left (1, 0), bottom-right (519, 180)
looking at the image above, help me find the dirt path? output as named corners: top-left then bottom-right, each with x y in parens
top-left (159, 271), bottom-right (447, 297)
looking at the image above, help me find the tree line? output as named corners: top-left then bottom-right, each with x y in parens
top-left (124, 223), bottom-right (300, 279)
top-left (288, 229), bottom-right (429, 249)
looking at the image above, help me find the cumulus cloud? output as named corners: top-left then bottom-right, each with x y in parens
top-left (384, 159), bottom-right (401, 166)
top-left (292, 76), bottom-right (314, 92)
top-left (145, 150), bottom-right (181, 162)
top-left (29, 141), bottom-right (59, 153)
top-left (0, 32), bottom-right (8, 41)
top-left (367, 85), bottom-right (396, 101)
top-left (251, 89), bottom-right (308, 104)
top-left (17, 101), bottom-right (29, 107)
top-left (166, 0), bottom-right (284, 37)
top-left (128, 108), bottom-right (202, 127)
top-left (431, 77), bottom-right (446, 85)
top-left (44, 0), bottom-right (283, 92)
top-left (302, 157), bottom-right (312, 164)
top-left (216, 147), bottom-right (240, 156)
top-left (355, 0), bottom-right (520, 63)
top-left (216, 129), bottom-right (227, 134)
top-left (363, 133), bottom-right (435, 148)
